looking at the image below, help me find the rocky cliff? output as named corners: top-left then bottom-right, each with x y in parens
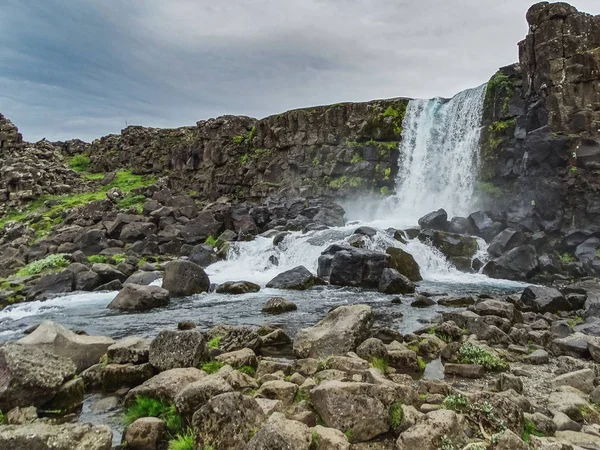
top-left (480, 2), bottom-right (600, 237)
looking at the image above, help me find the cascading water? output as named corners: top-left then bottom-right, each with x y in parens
top-left (394, 84), bottom-right (487, 220)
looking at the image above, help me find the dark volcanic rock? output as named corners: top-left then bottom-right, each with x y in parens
top-left (488, 229), bottom-right (527, 258)
top-left (418, 209), bottom-right (448, 231)
top-left (482, 245), bottom-right (538, 280)
top-left (266, 266), bottom-right (315, 290)
top-left (27, 270), bottom-right (75, 301)
top-left (107, 284), bottom-right (170, 311)
top-left (521, 286), bottom-right (571, 314)
top-left (162, 260), bottom-right (210, 297)
top-left (378, 268), bottom-right (416, 294)
top-left (216, 281), bottom-right (261, 295)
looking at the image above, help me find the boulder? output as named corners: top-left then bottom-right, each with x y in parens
top-left (175, 375), bottom-right (234, 417)
top-left (149, 330), bottom-right (208, 371)
top-left (42, 377), bottom-right (84, 413)
top-left (266, 266), bottom-right (315, 290)
top-left (192, 392), bottom-right (265, 450)
top-left (216, 281), bottom-right (261, 295)
top-left (257, 380), bottom-right (298, 405)
top-left (91, 263), bottom-right (127, 284)
top-left (468, 211), bottom-right (503, 242)
top-left (18, 321), bottom-right (114, 372)
top-left (378, 268), bottom-right (416, 294)
top-left (418, 230), bottom-right (478, 258)
top-left (27, 271), bottom-right (75, 301)
top-left (124, 417), bottom-right (166, 450)
top-left (396, 409), bottom-right (467, 450)
top-left (107, 284), bottom-right (170, 311)
top-left (102, 363), bottom-right (155, 391)
top-left (418, 209), bottom-right (448, 231)
top-left (321, 246), bottom-right (389, 288)
top-left (482, 245), bottom-right (538, 280)
top-left (553, 369), bottom-right (595, 395)
top-left (311, 380), bottom-right (397, 442)
top-left (294, 305), bottom-right (373, 358)
top-left (246, 413), bottom-right (312, 450)
top-left (107, 337), bottom-right (151, 364)
top-left (494, 429), bottom-right (528, 450)
top-left (215, 348), bottom-right (258, 369)
top-left (575, 237), bottom-right (600, 263)
top-left (521, 286), bottom-right (571, 313)
top-left (162, 260), bottom-right (210, 297)
top-left (473, 299), bottom-right (517, 321)
top-left (125, 368), bottom-right (205, 404)
top-left (124, 271), bottom-right (162, 286)
top-left (262, 297), bottom-right (297, 314)
top-left (0, 343), bottom-right (76, 411)
top-left (488, 229), bottom-right (527, 257)
top-left (386, 248), bottom-right (422, 281)
top-left (0, 423), bottom-right (112, 450)
top-left (311, 425), bottom-right (350, 450)
top-left (551, 333), bottom-right (591, 359)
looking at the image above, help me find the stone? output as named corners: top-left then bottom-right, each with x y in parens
top-left (497, 373), bottom-right (524, 394)
top-left (418, 230), bottom-right (478, 259)
top-left (17, 321), bottom-right (114, 372)
top-left (215, 348), bottom-right (257, 369)
top-left (216, 280), bottom-right (261, 294)
top-left (125, 368), bottom-right (205, 404)
top-left (467, 211), bottom-right (502, 242)
top-left (124, 270), bottom-right (162, 286)
top-left (553, 412), bottom-right (582, 432)
top-left (102, 363), bottom-right (155, 391)
top-left (473, 299), bottom-right (517, 321)
top-left (262, 297), bottom-right (298, 314)
top-left (396, 409), bottom-right (466, 450)
top-left (318, 245), bottom-right (389, 288)
top-left (521, 286), bottom-right (571, 314)
top-left (386, 247), bottom-right (422, 281)
top-left (107, 284), bottom-right (170, 311)
top-left (26, 270), bottom-right (75, 301)
top-left (91, 263), bottom-right (127, 284)
top-left (443, 363), bottom-right (485, 378)
top-left (525, 349), bottom-right (550, 365)
top-left (550, 333), bottom-right (591, 358)
top-left (311, 425), bottom-right (350, 450)
top-left (0, 423), bottom-right (112, 450)
top-left (494, 429), bottom-right (528, 450)
top-left (174, 375), bottom-right (234, 417)
top-left (555, 430), bottom-right (600, 448)
top-left (488, 229), bottom-right (527, 257)
top-left (107, 337), bottom-right (151, 364)
top-left (525, 412), bottom-right (556, 437)
top-left (294, 305), bottom-right (373, 358)
top-left (246, 412), bottom-right (312, 450)
top-left (266, 266), bottom-right (315, 290)
top-left (356, 338), bottom-right (388, 362)
top-left (41, 377), bottom-right (84, 413)
top-left (418, 209), bottom-right (448, 231)
top-left (162, 260), bottom-right (210, 297)
top-left (310, 380), bottom-right (397, 442)
top-left (553, 369), bottom-right (595, 395)
top-left (6, 406), bottom-right (38, 425)
top-left (482, 245), bottom-right (539, 280)
top-left (378, 268), bottom-right (415, 294)
top-left (192, 392), bottom-right (265, 450)
top-left (257, 380), bottom-right (298, 406)
top-left (149, 330), bottom-right (208, 371)
top-left (124, 417), bottom-right (167, 450)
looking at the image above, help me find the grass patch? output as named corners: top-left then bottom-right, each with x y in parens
top-left (417, 356), bottom-right (426, 372)
top-left (351, 153), bottom-right (363, 164)
top-left (68, 154), bottom-right (91, 172)
top-left (343, 429), bottom-right (354, 443)
top-left (311, 430), bottom-right (320, 448)
top-left (458, 343), bottom-right (508, 372)
top-left (294, 389), bottom-right (310, 403)
top-left (559, 253), bottom-right (574, 263)
top-left (16, 254), bottom-right (69, 277)
top-left (168, 429), bottom-right (195, 450)
top-left (0, 410), bottom-right (5, 425)
top-left (201, 361), bottom-right (224, 374)
top-left (205, 235), bottom-right (218, 248)
top-left (389, 403), bottom-right (403, 430)
top-left (238, 365), bottom-right (256, 377)
top-left (124, 396), bottom-right (182, 435)
top-left (117, 194), bottom-right (146, 213)
top-left (88, 255), bottom-right (108, 264)
top-left (328, 176), bottom-right (363, 190)
top-left (207, 337), bottom-right (221, 349)
top-left (370, 357), bottom-right (388, 372)
top-left (112, 253), bottom-right (127, 265)
top-left (522, 418), bottom-right (544, 443)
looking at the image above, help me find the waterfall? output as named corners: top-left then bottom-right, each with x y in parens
top-left (393, 84), bottom-right (487, 220)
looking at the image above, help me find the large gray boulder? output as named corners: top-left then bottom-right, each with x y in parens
top-left (378, 268), bottom-right (415, 294)
top-left (482, 245), bottom-right (539, 280)
top-left (161, 260), bottom-right (210, 297)
top-left (27, 271), bottom-right (75, 301)
top-left (216, 281), bottom-right (261, 295)
top-left (266, 266), bottom-right (315, 290)
top-left (386, 247), bottom-right (422, 281)
top-left (125, 368), bottom-right (205, 404)
top-left (18, 321), bottom-right (114, 372)
top-left (107, 284), bottom-right (170, 311)
top-left (318, 246), bottom-right (389, 288)
top-left (396, 409), bottom-right (467, 450)
top-left (246, 412), bottom-right (312, 450)
top-left (175, 375), bottom-right (234, 417)
top-left (521, 286), bottom-right (571, 313)
top-left (488, 229), bottom-right (527, 257)
top-left (107, 337), bottom-right (151, 364)
top-left (0, 343), bottom-right (77, 411)
top-left (294, 305), bottom-right (373, 358)
top-left (0, 423), bottom-right (112, 450)
top-left (149, 330), bottom-right (208, 371)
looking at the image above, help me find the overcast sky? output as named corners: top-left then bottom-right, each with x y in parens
top-left (2, 1), bottom-right (599, 142)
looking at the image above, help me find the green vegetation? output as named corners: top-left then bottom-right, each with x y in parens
top-left (343, 429), bottom-right (354, 442)
top-left (351, 153), bottom-right (364, 164)
top-left (100, 354), bottom-right (108, 368)
top-left (366, 139), bottom-right (398, 151)
top-left (442, 394), bottom-right (469, 413)
top-left (205, 235), bottom-right (218, 248)
top-left (201, 361), bottom-right (225, 374)
top-left (311, 430), bottom-right (320, 448)
top-left (417, 356), bottom-right (426, 372)
top-left (559, 253), bottom-right (574, 263)
top-left (168, 430), bottom-right (195, 450)
top-left (233, 135), bottom-right (245, 144)
top-left (457, 343), bottom-right (508, 371)
top-left (381, 105), bottom-right (406, 135)
top-left (487, 119), bottom-right (516, 152)
top-left (317, 356), bottom-right (332, 371)
top-left (233, 126), bottom-right (257, 147)
top-left (567, 316), bottom-right (584, 329)
top-left (112, 253), bottom-right (127, 265)
top-left (117, 194), bottom-right (146, 213)
top-left (0, 410), bottom-right (5, 425)
top-left (478, 181), bottom-right (503, 198)
top-left (238, 365), bottom-right (256, 376)
top-left (522, 418), bottom-right (544, 443)
top-left (16, 254), bottom-right (69, 277)
top-left (486, 72), bottom-right (515, 115)
top-left (88, 255), bottom-right (108, 264)
top-left (328, 176), bottom-right (363, 190)
top-left (312, 157), bottom-right (320, 167)
top-left (370, 357), bottom-right (388, 372)
top-left (380, 186), bottom-right (392, 196)
top-left (384, 167), bottom-right (391, 180)
top-left (124, 396), bottom-right (182, 435)
top-left (570, 166), bottom-right (578, 174)
top-left (207, 336), bottom-right (221, 349)
top-left (294, 389), bottom-right (310, 403)
top-left (437, 436), bottom-right (457, 450)
top-left (389, 403), bottom-right (403, 430)
top-left (68, 154), bottom-right (92, 172)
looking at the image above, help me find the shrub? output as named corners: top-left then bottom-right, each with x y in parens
top-left (16, 254), bottom-right (70, 277)
top-left (442, 394), bottom-right (469, 413)
top-left (88, 255), bottom-right (107, 264)
top-left (124, 396), bottom-right (182, 435)
top-left (168, 429), bottom-right (195, 450)
top-left (458, 343), bottom-right (508, 371)
top-left (201, 361), bottom-right (224, 374)
top-left (68, 154), bottom-right (91, 172)
top-left (207, 337), bottom-right (221, 349)
top-left (389, 403), bottom-right (403, 430)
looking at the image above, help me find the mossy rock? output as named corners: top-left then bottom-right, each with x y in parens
top-left (386, 248), bottom-right (422, 282)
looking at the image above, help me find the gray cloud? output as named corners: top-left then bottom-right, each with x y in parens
top-left (1, 0), bottom-right (599, 142)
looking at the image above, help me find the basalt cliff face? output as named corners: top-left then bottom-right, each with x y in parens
top-left (480, 2), bottom-right (600, 234)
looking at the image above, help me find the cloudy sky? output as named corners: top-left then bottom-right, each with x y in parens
top-left (2, 1), bottom-right (599, 142)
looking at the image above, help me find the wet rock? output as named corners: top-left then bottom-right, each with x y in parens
top-left (319, 245), bottom-right (388, 288)
top-left (488, 229), bottom-right (527, 257)
top-left (107, 284), bottom-right (170, 311)
top-left (107, 337), bottom-right (151, 364)
top-left (0, 423), bottom-right (112, 450)
top-left (124, 270), bottom-right (162, 286)
top-left (437, 296), bottom-right (475, 307)
top-left (149, 330), bottom-right (208, 371)
top-left (521, 286), bottom-right (571, 314)
top-left (311, 380), bottom-right (397, 442)
top-left (162, 260), bottom-right (210, 296)
top-left (482, 245), bottom-right (538, 280)
top-left (418, 229), bottom-right (478, 259)
top-left (418, 209), bottom-right (448, 231)
top-left (411, 295), bottom-right (436, 308)
top-left (396, 409), bottom-right (466, 450)
top-left (216, 280), bottom-right (261, 294)
top-left (94, 279), bottom-right (123, 292)
top-left (467, 211), bottom-right (502, 242)
top-left (246, 412), bottom-right (312, 450)
top-left (124, 417), bottom-right (167, 450)
top-left (378, 268), bottom-right (416, 294)
top-left (125, 368), bottom-right (205, 404)
top-left (18, 320), bottom-right (114, 372)
top-left (42, 377), bottom-right (84, 413)
top-left (192, 392), bottom-right (265, 450)
top-left (262, 297), bottom-right (297, 314)
top-left (266, 266), bottom-right (315, 290)
top-left (27, 270), bottom-right (75, 301)
top-left (102, 363), bottom-right (155, 391)
top-left (386, 247), bottom-right (422, 281)
top-left (294, 305), bottom-right (373, 358)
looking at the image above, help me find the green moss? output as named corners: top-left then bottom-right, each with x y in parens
top-left (117, 194), bottom-right (146, 213)
top-left (112, 254), bottom-right (127, 265)
top-left (207, 337), bottom-right (221, 349)
top-left (442, 394), bottom-right (469, 413)
top-left (328, 176), bottom-right (363, 190)
top-left (238, 365), bottom-right (256, 376)
top-left (343, 429), bottom-right (354, 443)
top-left (240, 154), bottom-right (249, 165)
top-left (294, 389), bottom-right (310, 403)
top-left (205, 235), bottom-right (218, 248)
top-left (384, 167), bottom-right (391, 180)
top-left (389, 403), bottom-right (403, 430)
top-left (370, 357), bottom-right (388, 372)
top-left (16, 254), bottom-right (70, 277)
top-left (351, 153), bottom-right (364, 164)
top-left (560, 253), bottom-right (574, 263)
top-left (417, 356), bottom-right (426, 372)
top-left (477, 182), bottom-right (503, 197)
top-left (68, 154), bottom-right (91, 172)
top-left (0, 410), bottom-right (5, 425)
top-left (201, 361), bottom-right (225, 374)
top-left (312, 157), bottom-right (320, 167)
top-left (486, 72), bottom-right (515, 114)
top-left (522, 418), bottom-right (544, 443)
top-left (88, 255), bottom-right (108, 264)
top-left (124, 396), bottom-right (182, 435)
top-left (233, 135), bottom-right (245, 144)
top-left (311, 430), bottom-right (320, 448)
